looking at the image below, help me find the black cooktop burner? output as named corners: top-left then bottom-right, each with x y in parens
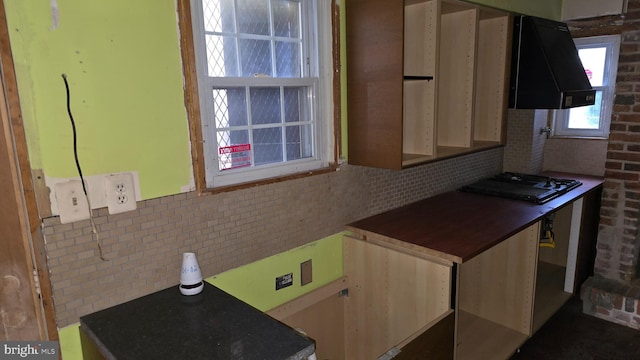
top-left (458, 172), bottom-right (582, 204)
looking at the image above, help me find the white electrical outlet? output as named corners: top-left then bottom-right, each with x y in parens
top-left (55, 180), bottom-right (90, 224)
top-left (105, 173), bottom-right (137, 214)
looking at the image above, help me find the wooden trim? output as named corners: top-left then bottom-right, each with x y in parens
top-left (345, 229), bottom-right (459, 266)
top-left (177, 0), bottom-right (341, 195)
top-left (0, 0), bottom-right (58, 341)
top-left (266, 276), bottom-right (348, 321)
top-left (176, 0), bottom-right (207, 193)
top-left (331, 0), bottom-right (342, 163)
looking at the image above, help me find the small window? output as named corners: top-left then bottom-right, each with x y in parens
top-left (552, 35), bottom-right (620, 138)
top-left (187, 0), bottom-right (335, 189)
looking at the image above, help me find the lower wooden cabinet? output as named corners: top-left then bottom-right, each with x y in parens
top-left (269, 195), bottom-right (596, 359)
top-left (268, 236), bottom-right (454, 360)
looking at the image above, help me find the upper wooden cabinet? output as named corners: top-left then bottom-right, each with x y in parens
top-left (347, 0), bottom-right (512, 169)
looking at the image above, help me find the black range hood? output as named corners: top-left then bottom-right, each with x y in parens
top-left (509, 15), bottom-right (596, 109)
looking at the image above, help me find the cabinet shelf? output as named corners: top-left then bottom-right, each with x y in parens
top-left (533, 262), bottom-right (571, 333)
top-left (456, 311), bottom-right (529, 360)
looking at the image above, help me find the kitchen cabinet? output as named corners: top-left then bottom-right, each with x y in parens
top-left (347, 0), bottom-right (511, 169)
top-left (345, 173), bottom-right (603, 359)
top-left (268, 237), bottom-right (454, 359)
top-left (268, 174), bottom-right (601, 359)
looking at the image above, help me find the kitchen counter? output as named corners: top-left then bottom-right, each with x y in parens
top-left (347, 172), bottom-right (604, 264)
top-left (79, 282), bottom-right (315, 360)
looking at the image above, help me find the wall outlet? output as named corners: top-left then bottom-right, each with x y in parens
top-left (105, 173), bottom-right (137, 214)
top-left (55, 180), bottom-right (90, 224)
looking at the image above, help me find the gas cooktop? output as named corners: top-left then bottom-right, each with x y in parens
top-left (458, 172), bottom-right (582, 204)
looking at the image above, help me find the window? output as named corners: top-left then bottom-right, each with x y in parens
top-left (187, 0), bottom-right (334, 189)
top-left (552, 35), bottom-right (620, 138)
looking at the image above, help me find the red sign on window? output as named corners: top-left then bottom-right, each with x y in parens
top-left (219, 144), bottom-right (252, 170)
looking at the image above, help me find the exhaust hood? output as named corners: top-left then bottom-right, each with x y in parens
top-left (509, 15), bottom-right (596, 109)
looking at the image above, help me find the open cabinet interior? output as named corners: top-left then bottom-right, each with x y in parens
top-left (268, 235), bottom-right (454, 359)
top-left (533, 198), bottom-right (584, 333)
top-left (347, 0), bottom-right (510, 170)
top-left (456, 223), bottom-right (539, 360)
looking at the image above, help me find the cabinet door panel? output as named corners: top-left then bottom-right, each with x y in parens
top-left (343, 235), bottom-right (452, 359)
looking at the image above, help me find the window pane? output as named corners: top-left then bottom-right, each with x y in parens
top-left (239, 39), bottom-right (272, 77)
top-left (236, 0), bottom-right (270, 35)
top-left (283, 87), bottom-right (309, 123)
top-left (286, 124), bottom-right (313, 160)
top-left (213, 88), bottom-right (247, 128)
top-left (253, 127), bottom-right (283, 165)
top-left (206, 35), bottom-right (238, 77)
top-left (250, 87), bottom-right (281, 124)
top-left (275, 41), bottom-right (301, 77)
top-left (272, 1), bottom-right (300, 38)
top-left (568, 90), bottom-right (603, 129)
top-left (202, 0), bottom-right (235, 33)
top-left (578, 47), bottom-right (606, 87)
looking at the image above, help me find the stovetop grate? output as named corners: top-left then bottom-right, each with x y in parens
top-left (458, 173), bottom-right (582, 204)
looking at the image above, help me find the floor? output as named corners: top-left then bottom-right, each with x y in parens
top-left (510, 296), bottom-right (640, 360)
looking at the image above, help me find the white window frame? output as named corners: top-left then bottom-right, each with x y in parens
top-left (552, 35), bottom-right (620, 139)
top-left (190, 0), bottom-right (334, 188)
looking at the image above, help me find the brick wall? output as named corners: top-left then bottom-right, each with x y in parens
top-left (569, 0), bottom-right (640, 329)
top-left (568, 1), bottom-right (640, 284)
top-left (44, 149), bottom-right (503, 327)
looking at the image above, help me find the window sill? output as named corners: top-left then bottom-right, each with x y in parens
top-left (549, 135), bottom-right (608, 140)
top-left (198, 164), bottom-right (339, 195)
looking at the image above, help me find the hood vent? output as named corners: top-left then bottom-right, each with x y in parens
top-left (509, 15), bottom-right (595, 109)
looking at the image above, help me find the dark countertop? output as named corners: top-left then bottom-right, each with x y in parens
top-left (80, 282), bottom-right (315, 360)
top-left (347, 172), bottom-right (604, 264)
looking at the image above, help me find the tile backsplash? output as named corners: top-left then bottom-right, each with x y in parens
top-left (44, 148), bottom-right (503, 327)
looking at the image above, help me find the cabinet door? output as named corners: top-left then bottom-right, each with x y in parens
top-left (346, 0), bottom-right (404, 169)
top-left (343, 235), bottom-right (452, 359)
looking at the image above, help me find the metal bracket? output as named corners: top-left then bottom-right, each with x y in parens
top-left (540, 127), bottom-right (552, 139)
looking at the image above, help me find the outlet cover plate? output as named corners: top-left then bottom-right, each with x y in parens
top-left (55, 180), bottom-right (90, 224)
top-left (105, 173), bottom-right (137, 214)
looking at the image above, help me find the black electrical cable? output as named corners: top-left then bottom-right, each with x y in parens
top-left (61, 73), bottom-right (88, 196)
top-left (61, 73), bottom-right (108, 261)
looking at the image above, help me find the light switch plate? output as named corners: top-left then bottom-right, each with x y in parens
top-left (105, 173), bottom-right (137, 214)
top-left (55, 180), bottom-right (90, 224)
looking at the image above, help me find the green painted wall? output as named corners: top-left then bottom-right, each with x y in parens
top-left (206, 232), bottom-right (344, 311)
top-left (5, 0), bottom-right (193, 199)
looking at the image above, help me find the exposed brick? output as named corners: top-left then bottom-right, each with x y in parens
top-left (597, 306), bottom-right (611, 316)
top-left (615, 294), bottom-right (625, 309)
top-left (605, 161), bottom-right (623, 170)
top-left (608, 151), bottom-right (640, 162)
top-left (604, 170), bottom-right (640, 181)
top-left (624, 163), bottom-right (640, 172)
top-left (616, 94), bottom-right (637, 105)
top-left (610, 123), bottom-right (628, 132)
top-left (608, 143), bottom-right (624, 151)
